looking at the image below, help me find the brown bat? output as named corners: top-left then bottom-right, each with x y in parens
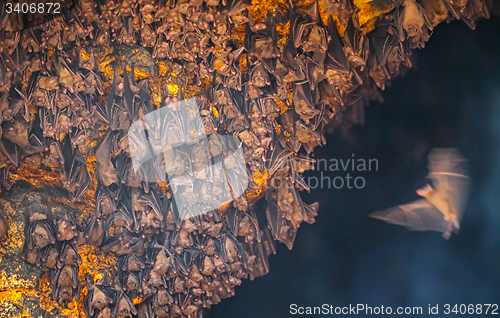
top-left (114, 291), bottom-right (138, 317)
top-left (57, 242), bottom-right (82, 268)
top-left (0, 206), bottom-right (8, 239)
top-left (25, 206), bottom-right (56, 250)
top-left (42, 245), bottom-right (59, 268)
top-left (51, 264), bottom-right (80, 306)
top-left (86, 274), bottom-right (114, 316)
top-left (370, 148), bottom-right (471, 239)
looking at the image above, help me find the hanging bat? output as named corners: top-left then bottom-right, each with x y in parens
top-left (119, 254), bottom-right (146, 272)
top-left (55, 209), bottom-right (80, 242)
top-left (24, 205), bottom-right (56, 250)
top-left (56, 242), bottom-right (81, 269)
top-left (84, 217), bottom-right (106, 245)
top-left (86, 274), bottom-right (114, 317)
top-left (113, 291), bottom-right (137, 318)
top-left (144, 264), bottom-right (166, 288)
top-left (42, 245), bottom-right (59, 268)
top-left (51, 264), bottom-right (80, 306)
top-left (120, 270), bottom-right (142, 293)
top-left (137, 300), bottom-right (155, 318)
top-left (95, 130), bottom-right (121, 199)
top-left (0, 205), bottom-right (8, 239)
top-left (370, 148), bottom-right (471, 239)
top-left (152, 288), bottom-right (172, 313)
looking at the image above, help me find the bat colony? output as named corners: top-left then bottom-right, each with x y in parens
top-left (0, 0), bottom-right (492, 317)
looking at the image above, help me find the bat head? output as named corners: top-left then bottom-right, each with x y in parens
top-left (416, 184), bottom-right (434, 198)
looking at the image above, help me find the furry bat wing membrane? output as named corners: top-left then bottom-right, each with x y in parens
top-left (370, 148), bottom-right (471, 239)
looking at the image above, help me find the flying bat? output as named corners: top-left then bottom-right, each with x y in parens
top-left (370, 148), bottom-right (471, 239)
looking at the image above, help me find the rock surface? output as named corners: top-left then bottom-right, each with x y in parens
top-left (0, 181), bottom-right (82, 318)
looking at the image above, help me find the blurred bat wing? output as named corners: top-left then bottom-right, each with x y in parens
top-left (428, 148), bottom-right (469, 179)
top-left (427, 148), bottom-right (471, 220)
top-left (370, 199), bottom-right (450, 233)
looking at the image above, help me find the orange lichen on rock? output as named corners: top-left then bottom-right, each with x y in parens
top-left (275, 124), bottom-right (282, 135)
top-left (0, 272), bottom-right (36, 290)
top-left (2, 219), bottom-right (24, 255)
top-left (10, 164), bottom-right (62, 187)
top-left (158, 61), bottom-right (170, 76)
top-left (168, 82), bottom-right (180, 96)
top-left (0, 289), bottom-right (36, 303)
top-left (275, 99), bottom-right (289, 114)
top-left (132, 297), bottom-right (143, 305)
top-left (80, 48), bottom-right (90, 62)
top-left (295, 0), bottom-right (316, 10)
top-left (148, 77), bottom-right (164, 106)
top-left (354, 0), bottom-right (397, 32)
top-left (248, 0), bottom-right (289, 21)
top-left (239, 54), bottom-right (248, 72)
top-left (246, 187), bottom-right (266, 206)
top-left (78, 245), bottom-right (117, 281)
top-left (231, 24), bottom-right (246, 46)
top-left (157, 181), bottom-right (171, 194)
top-left (184, 76), bottom-right (211, 99)
top-left (0, 288), bottom-right (38, 317)
top-left (218, 202), bottom-right (232, 214)
top-left (212, 106), bottom-right (220, 118)
top-left (247, 169), bottom-right (269, 205)
top-left (253, 169), bottom-right (269, 188)
top-left (0, 199), bottom-right (25, 256)
top-left (277, 22), bottom-right (290, 54)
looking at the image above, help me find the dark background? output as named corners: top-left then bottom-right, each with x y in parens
top-left (206, 17), bottom-right (500, 318)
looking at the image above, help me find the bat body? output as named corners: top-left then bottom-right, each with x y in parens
top-left (370, 148), bottom-right (471, 239)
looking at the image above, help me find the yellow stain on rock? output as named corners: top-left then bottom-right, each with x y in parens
top-left (253, 169), bottom-right (269, 188)
top-left (0, 272), bottom-right (36, 291)
top-left (168, 82), bottom-right (180, 96)
top-left (132, 297), bottom-right (143, 305)
top-left (354, 0), bottom-right (396, 32)
top-left (133, 68), bottom-right (152, 80)
top-left (158, 61), bottom-right (169, 77)
top-left (275, 99), bottom-right (289, 114)
top-left (275, 124), bottom-right (282, 135)
top-left (231, 24), bottom-right (246, 46)
top-left (248, 0), bottom-right (289, 21)
top-left (212, 107), bottom-right (220, 118)
top-left (247, 169), bottom-right (270, 205)
top-left (0, 288), bottom-right (38, 316)
top-left (1, 217), bottom-right (24, 255)
top-left (80, 48), bottom-right (90, 62)
top-left (148, 77), bottom-right (163, 106)
top-left (277, 22), bottom-right (290, 55)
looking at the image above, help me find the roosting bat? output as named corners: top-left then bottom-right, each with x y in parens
top-left (370, 148), bottom-right (471, 239)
